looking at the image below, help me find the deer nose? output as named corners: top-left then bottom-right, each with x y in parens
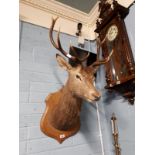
top-left (91, 92), bottom-right (101, 101)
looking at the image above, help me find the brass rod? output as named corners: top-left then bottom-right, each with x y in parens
top-left (111, 113), bottom-right (121, 155)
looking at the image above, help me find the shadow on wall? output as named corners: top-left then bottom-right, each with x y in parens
top-left (102, 93), bottom-right (132, 131)
top-left (79, 95), bottom-right (107, 143)
top-left (103, 90), bottom-right (126, 105)
top-left (78, 102), bottom-right (103, 153)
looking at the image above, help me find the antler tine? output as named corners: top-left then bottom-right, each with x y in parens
top-left (96, 38), bottom-right (101, 61)
top-left (49, 17), bottom-right (59, 49)
top-left (56, 30), bottom-right (76, 61)
top-left (78, 51), bottom-right (90, 62)
top-left (90, 36), bottom-right (114, 67)
top-left (91, 49), bottom-right (114, 67)
top-left (49, 17), bottom-right (77, 61)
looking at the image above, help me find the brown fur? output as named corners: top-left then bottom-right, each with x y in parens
top-left (40, 54), bottom-right (101, 143)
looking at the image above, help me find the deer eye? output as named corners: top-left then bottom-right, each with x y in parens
top-left (76, 74), bottom-right (82, 81)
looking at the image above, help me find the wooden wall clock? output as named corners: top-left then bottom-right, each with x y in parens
top-left (95, 0), bottom-right (135, 104)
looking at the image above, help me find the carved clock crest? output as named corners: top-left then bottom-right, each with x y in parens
top-left (95, 0), bottom-right (135, 104)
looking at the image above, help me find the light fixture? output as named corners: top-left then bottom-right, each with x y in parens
top-left (76, 23), bottom-right (85, 48)
top-left (76, 23), bottom-right (82, 36)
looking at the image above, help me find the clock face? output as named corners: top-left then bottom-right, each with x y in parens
top-left (107, 25), bottom-right (118, 41)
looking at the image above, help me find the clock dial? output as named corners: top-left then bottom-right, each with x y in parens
top-left (107, 25), bottom-right (118, 41)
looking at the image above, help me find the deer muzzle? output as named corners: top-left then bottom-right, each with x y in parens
top-left (91, 91), bottom-right (101, 101)
top-left (87, 90), bottom-right (101, 102)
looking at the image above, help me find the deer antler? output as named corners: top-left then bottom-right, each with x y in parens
top-left (49, 17), bottom-right (89, 62)
top-left (90, 37), bottom-right (114, 67)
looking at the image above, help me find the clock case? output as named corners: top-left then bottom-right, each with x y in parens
top-left (95, 1), bottom-right (135, 104)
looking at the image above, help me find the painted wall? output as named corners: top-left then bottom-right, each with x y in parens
top-left (19, 5), bottom-right (134, 155)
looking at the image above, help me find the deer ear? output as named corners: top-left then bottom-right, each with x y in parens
top-left (56, 54), bottom-right (72, 71)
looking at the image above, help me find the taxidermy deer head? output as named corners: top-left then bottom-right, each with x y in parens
top-left (40, 17), bottom-right (114, 143)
